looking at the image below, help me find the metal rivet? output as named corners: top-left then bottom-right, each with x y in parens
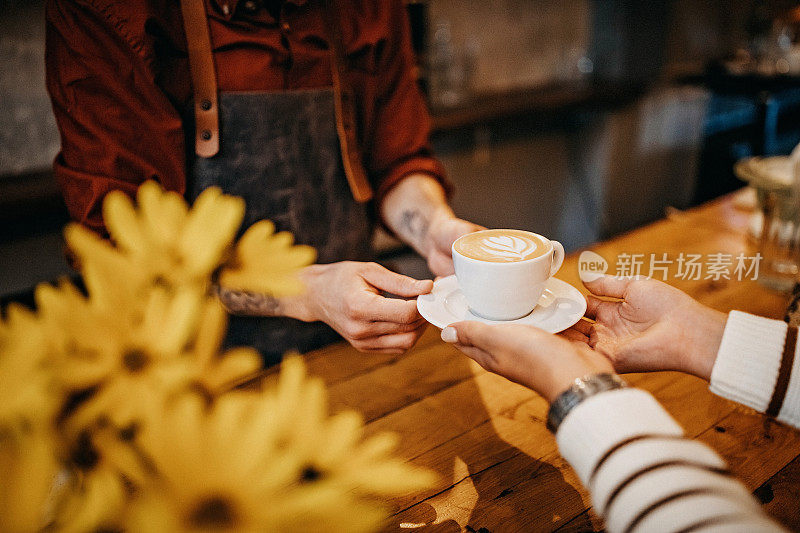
top-left (201, 130), bottom-right (212, 141)
top-left (222, 4), bottom-right (230, 15)
top-left (281, 22), bottom-right (290, 32)
top-left (200, 99), bottom-right (212, 111)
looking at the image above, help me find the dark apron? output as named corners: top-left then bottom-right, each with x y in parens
top-left (187, 89), bottom-right (373, 366)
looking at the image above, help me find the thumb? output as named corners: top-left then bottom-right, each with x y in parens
top-left (583, 274), bottom-right (638, 299)
top-left (441, 320), bottom-right (497, 350)
top-left (433, 219), bottom-right (485, 251)
top-left (361, 264), bottom-right (433, 297)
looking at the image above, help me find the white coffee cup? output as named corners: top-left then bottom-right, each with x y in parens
top-left (452, 229), bottom-right (565, 320)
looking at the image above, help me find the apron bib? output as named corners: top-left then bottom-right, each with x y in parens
top-left (179, 0), bottom-right (375, 366)
top-left (188, 89), bottom-right (373, 365)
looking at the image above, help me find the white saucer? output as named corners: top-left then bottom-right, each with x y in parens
top-left (417, 275), bottom-right (587, 333)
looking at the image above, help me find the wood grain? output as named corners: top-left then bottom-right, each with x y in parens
top-left (298, 191), bottom-right (798, 532)
top-left (757, 452), bottom-right (800, 531)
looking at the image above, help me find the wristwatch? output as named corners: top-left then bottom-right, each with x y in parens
top-left (546, 373), bottom-right (628, 433)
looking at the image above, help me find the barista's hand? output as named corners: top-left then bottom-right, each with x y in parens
top-left (577, 276), bottom-right (727, 380)
top-left (423, 209), bottom-right (484, 277)
top-left (441, 321), bottom-right (613, 402)
top-left (295, 262), bottom-right (432, 354)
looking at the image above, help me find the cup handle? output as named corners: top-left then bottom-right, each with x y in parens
top-left (549, 240), bottom-right (565, 277)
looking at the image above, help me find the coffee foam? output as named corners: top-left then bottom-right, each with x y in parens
top-left (455, 230), bottom-right (547, 262)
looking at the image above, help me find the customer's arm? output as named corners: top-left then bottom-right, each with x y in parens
top-left (710, 311), bottom-right (799, 428)
top-left (581, 276), bottom-right (800, 429)
top-left (441, 322), bottom-right (785, 533)
top-left (557, 387), bottom-right (781, 533)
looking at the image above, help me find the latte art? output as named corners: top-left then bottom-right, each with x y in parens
top-left (454, 229), bottom-right (548, 262)
top-left (480, 235), bottom-right (537, 260)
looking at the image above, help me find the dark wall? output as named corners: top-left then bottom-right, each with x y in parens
top-left (0, 0), bottom-right (59, 178)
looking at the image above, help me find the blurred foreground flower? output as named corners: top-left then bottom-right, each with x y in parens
top-left (128, 356), bottom-right (435, 533)
top-left (0, 307), bottom-right (59, 532)
top-left (0, 424), bottom-right (58, 533)
top-left (52, 425), bottom-right (145, 533)
top-left (0, 181), bottom-right (432, 533)
top-left (34, 279), bottom-right (261, 433)
top-left (0, 304), bottom-right (56, 432)
top-left (218, 220), bottom-right (317, 295)
top-left (67, 182), bottom-right (315, 298)
top-left (102, 182), bottom-right (244, 288)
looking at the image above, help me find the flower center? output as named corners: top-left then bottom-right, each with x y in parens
top-left (118, 423), bottom-right (138, 442)
top-left (188, 495), bottom-right (238, 529)
top-left (70, 431), bottom-right (99, 471)
top-left (300, 465), bottom-right (323, 483)
top-left (122, 349), bottom-right (150, 373)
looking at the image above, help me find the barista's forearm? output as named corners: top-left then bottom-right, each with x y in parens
top-left (381, 174), bottom-right (454, 255)
top-left (215, 286), bottom-right (285, 317)
top-left (214, 268), bottom-right (316, 321)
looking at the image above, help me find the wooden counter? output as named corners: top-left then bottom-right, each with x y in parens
top-left (287, 192), bottom-right (800, 531)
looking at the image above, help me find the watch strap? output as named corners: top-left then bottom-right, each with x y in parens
top-left (547, 373), bottom-right (628, 433)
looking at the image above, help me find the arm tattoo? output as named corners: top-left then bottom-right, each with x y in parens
top-left (399, 208), bottom-right (430, 243)
top-left (215, 286), bottom-right (282, 317)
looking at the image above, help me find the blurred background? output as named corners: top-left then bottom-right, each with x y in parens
top-left (3, 0), bottom-right (800, 299)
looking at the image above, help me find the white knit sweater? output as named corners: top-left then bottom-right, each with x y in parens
top-left (555, 311), bottom-right (797, 533)
top-left (710, 311), bottom-right (800, 429)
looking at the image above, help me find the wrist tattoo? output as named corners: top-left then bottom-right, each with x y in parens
top-left (400, 209), bottom-right (430, 242)
top-left (215, 286), bottom-right (281, 317)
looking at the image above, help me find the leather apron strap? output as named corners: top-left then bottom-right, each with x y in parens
top-left (179, 0), bottom-right (373, 203)
top-left (322, 0), bottom-right (373, 202)
top-left (180, 0), bottom-right (220, 158)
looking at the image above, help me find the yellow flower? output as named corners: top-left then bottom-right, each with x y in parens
top-left (63, 225), bottom-right (148, 319)
top-left (0, 305), bottom-right (60, 533)
top-left (184, 298), bottom-right (262, 395)
top-left (0, 424), bottom-right (58, 533)
top-left (2, 179), bottom-right (430, 532)
top-left (54, 424), bottom-right (148, 533)
top-left (127, 357), bottom-right (435, 533)
top-left (33, 279), bottom-right (260, 434)
top-left (0, 303), bottom-right (57, 432)
top-left (38, 283), bottom-right (204, 431)
top-left (218, 220), bottom-right (316, 296)
top-left (70, 180), bottom-right (314, 303)
top-left (265, 357), bottom-right (436, 497)
top-left (101, 181), bottom-right (245, 288)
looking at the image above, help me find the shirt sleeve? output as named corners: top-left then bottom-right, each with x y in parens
top-left (556, 388), bottom-right (785, 533)
top-left (45, 0), bottom-right (186, 236)
top-left (366, 0), bottom-right (452, 213)
top-left (710, 311), bottom-right (800, 429)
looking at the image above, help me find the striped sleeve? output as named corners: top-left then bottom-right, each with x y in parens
top-left (556, 388), bottom-right (785, 533)
top-left (710, 311), bottom-right (800, 429)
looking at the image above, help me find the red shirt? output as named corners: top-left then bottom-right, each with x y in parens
top-left (45, 0), bottom-right (448, 235)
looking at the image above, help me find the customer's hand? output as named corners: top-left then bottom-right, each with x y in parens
top-left (578, 276), bottom-right (727, 380)
top-left (441, 322), bottom-right (613, 402)
top-left (424, 209), bottom-right (484, 277)
top-left (294, 262), bottom-right (431, 354)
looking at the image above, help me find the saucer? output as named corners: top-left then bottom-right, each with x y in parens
top-left (417, 275), bottom-right (586, 333)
